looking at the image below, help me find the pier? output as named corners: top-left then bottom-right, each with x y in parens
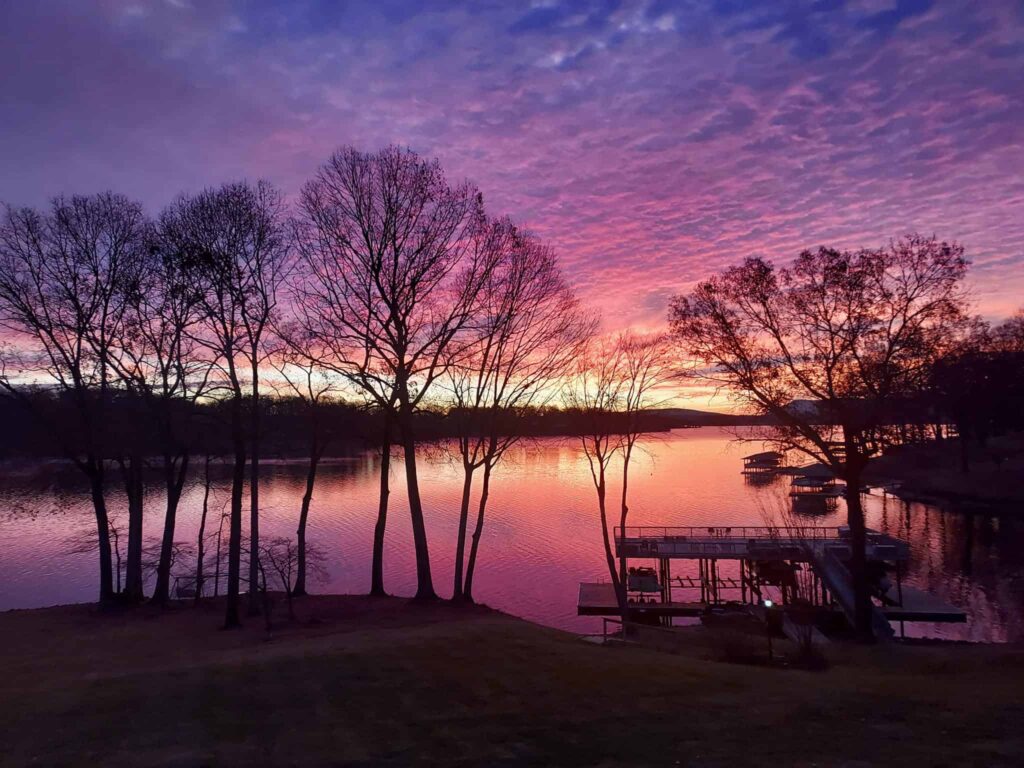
top-left (578, 525), bottom-right (965, 638)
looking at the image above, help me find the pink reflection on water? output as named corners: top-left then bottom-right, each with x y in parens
top-left (1, 429), bottom-right (1021, 641)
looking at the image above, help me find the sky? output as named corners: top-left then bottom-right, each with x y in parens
top-left (1, 0), bottom-right (1023, 407)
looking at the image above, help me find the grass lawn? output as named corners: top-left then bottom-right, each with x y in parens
top-left (1, 595), bottom-right (1022, 767)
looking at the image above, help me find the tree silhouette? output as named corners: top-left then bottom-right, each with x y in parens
top-left (445, 221), bottom-right (592, 601)
top-left (670, 235), bottom-right (970, 638)
top-left (161, 181), bottom-right (289, 627)
top-left (0, 193), bottom-right (149, 605)
top-left (269, 325), bottom-right (342, 597)
top-left (563, 333), bottom-right (671, 617)
top-left (294, 145), bottom-right (495, 600)
top-left (106, 231), bottom-right (214, 604)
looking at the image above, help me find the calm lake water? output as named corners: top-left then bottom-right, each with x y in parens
top-left (1, 428), bottom-right (1022, 642)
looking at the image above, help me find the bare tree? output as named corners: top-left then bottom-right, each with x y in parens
top-left (142, 537), bottom-right (195, 583)
top-left (445, 222), bottom-right (592, 601)
top-left (162, 181), bottom-right (289, 628)
top-left (294, 145), bottom-right (494, 600)
top-left (562, 333), bottom-right (671, 616)
top-left (564, 337), bottom-right (629, 616)
top-left (65, 512), bottom-right (128, 595)
top-left (0, 194), bottom-right (149, 605)
top-left (612, 332), bottom-right (673, 584)
top-left (105, 232), bottom-right (213, 604)
top-left (269, 326), bottom-right (342, 597)
top-left (258, 537), bottom-right (329, 623)
top-left (287, 252), bottom-right (395, 597)
top-left (669, 235), bottom-right (970, 638)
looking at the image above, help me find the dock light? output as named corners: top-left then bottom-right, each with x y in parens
top-left (764, 599), bottom-right (774, 608)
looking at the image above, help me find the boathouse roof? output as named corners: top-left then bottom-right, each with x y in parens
top-left (742, 451), bottom-right (783, 462)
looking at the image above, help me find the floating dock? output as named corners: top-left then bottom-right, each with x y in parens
top-left (578, 583), bottom-right (706, 617)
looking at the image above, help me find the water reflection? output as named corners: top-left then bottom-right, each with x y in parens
top-left (0, 429), bottom-right (1021, 641)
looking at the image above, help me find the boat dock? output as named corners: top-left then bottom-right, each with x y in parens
top-left (742, 451), bottom-right (783, 474)
top-left (578, 525), bottom-right (965, 637)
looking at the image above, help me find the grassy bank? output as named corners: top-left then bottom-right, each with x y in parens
top-left (1, 595), bottom-right (1022, 766)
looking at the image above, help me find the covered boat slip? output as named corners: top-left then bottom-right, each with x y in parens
top-left (741, 451), bottom-right (783, 474)
top-left (577, 525), bottom-right (966, 635)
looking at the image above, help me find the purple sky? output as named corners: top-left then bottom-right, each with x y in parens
top-left (2, 0), bottom-right (1023, 334)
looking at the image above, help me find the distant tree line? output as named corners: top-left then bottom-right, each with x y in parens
top-left (926, 310), bottom-right (1024, 468)
top-left (0, 394), bottom-right (689, 462)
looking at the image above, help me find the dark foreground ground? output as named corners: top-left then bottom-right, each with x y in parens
top-left (1, 595), bottom-right (1022, 767)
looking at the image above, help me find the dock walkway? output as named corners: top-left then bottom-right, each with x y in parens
top-left (615, 525), bottom-right (909, 563)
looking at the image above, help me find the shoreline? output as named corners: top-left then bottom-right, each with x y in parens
top-left (872, 481), bottom-right (1024, 510)
top-left (0, 594), bottom-right (1010, 647)
top-left (864, 432), bottom-right (1024, 510)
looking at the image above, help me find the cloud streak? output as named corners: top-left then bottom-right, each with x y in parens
top-left (1, 0), bottom-right (1022, 341)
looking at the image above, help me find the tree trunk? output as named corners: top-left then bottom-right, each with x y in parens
top-left (399, 403), bottom-right (436, 600)
top-left (596, 467), bottom-right (626, 619)
top-left (293, 437), bottom-right (321, 598)
top-left (87, 459), bottom-right (115, 605)
top-left (225, 392), bottom-right (246, 629)
top-left (214, 506), bottom-right (226, 598)
top-left (452, 462), bottom-right (476, 601)
top-left (464, 459), bottom-right (493, 603)
top-left (153, 451), bottom-right (190, 605)
top-left (256, 559), bottom-right (272, 631)
top-left (618, 443), bottom-right (633, 585)
top-left (111, 522), bottom-right (123, 594)
top-left (194, 454), bottom-right (211, 605)
top-left (370, 415), bottom-right (391, 597)
top-left (121, 453), bottom-right (145, 601)
top-left (248, 364), bottom-right (261, 615)
top-left (844, 473), bottom-right (873, 641)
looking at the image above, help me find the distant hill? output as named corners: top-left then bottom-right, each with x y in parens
top-left (649, 408), bottom-right (773, 427)
top-left (784, 399), bottom-right (823, 419)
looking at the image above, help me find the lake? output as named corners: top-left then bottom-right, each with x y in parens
top-left (1, 428), bottom-right (1021, 641)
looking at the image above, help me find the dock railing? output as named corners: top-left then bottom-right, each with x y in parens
top-left (601, 616), bottom-right (689, 648)
top-left (615, 525), bottom-right (845, 541)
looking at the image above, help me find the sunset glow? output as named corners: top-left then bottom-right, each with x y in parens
top-left (2, 3), bottom-right (1021, 392)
